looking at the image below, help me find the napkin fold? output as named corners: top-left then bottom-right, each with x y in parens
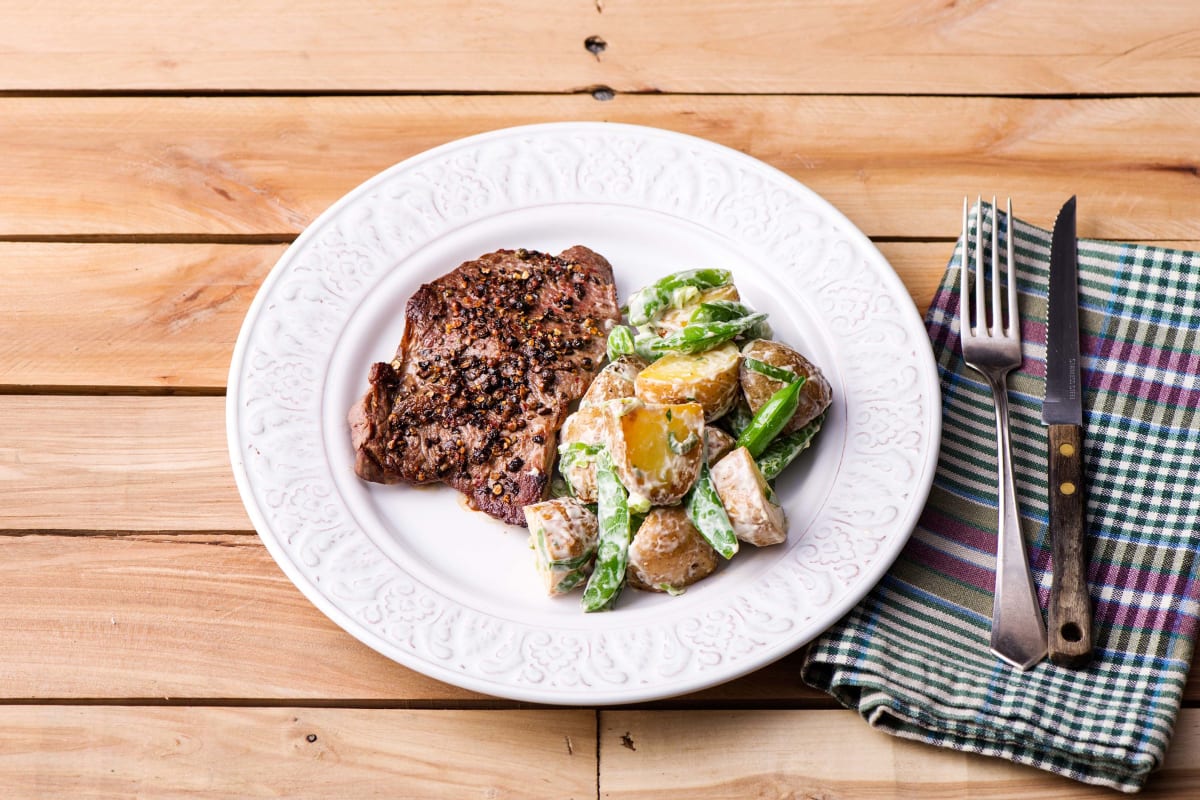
top-left (802, 203), bottom-right (1200, 792)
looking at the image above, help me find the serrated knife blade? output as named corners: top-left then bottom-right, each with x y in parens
top-left (1043, 195), bottom-right (1094, 668)
top-left (1044, 197), bottom-right (1083, 426)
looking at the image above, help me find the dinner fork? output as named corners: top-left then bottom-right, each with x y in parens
top-left (959, 197), bottom-right (1047, 670)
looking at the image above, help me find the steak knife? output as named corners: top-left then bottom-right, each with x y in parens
top-left (1043, 196), bottom-right (1094, 668)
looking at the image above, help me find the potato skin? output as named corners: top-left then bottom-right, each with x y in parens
top-left (525, 497), bottom-right (599, 596)
top-left (627, 507), bottom-right (719, 592)
top-left (581, 355), bottom-right (646, 407)
top-left (558, 405), bottom-right (608, 502)
top-left (634, 341), bottom-right (740, 421)
top-left (739, 339), bottom-right (832, 434)
top-left (703, 426), bottom-right (736, 463)
top-left (607, 400), bottom-right (705, 506)
top-left (709, 446), bottom-right (787, 547)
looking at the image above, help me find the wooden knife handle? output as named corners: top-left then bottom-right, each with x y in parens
top-left (1047, 423), bottom-right (1094, 668)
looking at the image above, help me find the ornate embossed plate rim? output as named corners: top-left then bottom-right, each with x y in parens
top-left (227, 122), bottom-right (941, 704)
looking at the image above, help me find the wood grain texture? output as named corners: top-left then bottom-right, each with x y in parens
top-left (0, 1), bottom-right (1198, 94)
top-left (0, 531), bottom-right (822, 704)
top-left (4, 239), bottom-right (1195, 391)
top-left (0, 706), bottom-right (595, 799)
top-left (0, 241), bottom-right (947, 389)
top-left (1, 533), bottom-right (1195, 704)
top-left (0, 396), bottom-right (248, 531)
top-left (3, 95), bottom-right (1200, 238)
top-left (600, 709), bottom-right (1200, 798)
top-left (1047, 423), bottom-right (1094, 668)
top-left (0, 243), bottom-right (279, 389)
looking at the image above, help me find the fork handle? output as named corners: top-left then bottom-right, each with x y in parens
top-left (1047, 424), bottom-right (1094, 668)
top-left (988, 375), bottom-right (1048, 670)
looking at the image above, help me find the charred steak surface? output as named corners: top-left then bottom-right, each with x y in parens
top-left (349, 246), bottom-right (620, 525)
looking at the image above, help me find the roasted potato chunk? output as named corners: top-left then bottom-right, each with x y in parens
top-left (740, 339), bottom-right (832, 434)
top-left (581, 355), bottom-right (646, 406)
top-left (525, 497), bottom-right (599, 595)
top-left (634, 341), bottom-right (740, 421)
top-left (703, 425), bottom-right (736, 463)
top-left (709, 447), bottom-right (787, 547)
top-left (608, 400), bottom-right (704, 506)
top-left (627, 507), bottom-right (719, 592)
top-left (557, 406), bottom-right (607, 502)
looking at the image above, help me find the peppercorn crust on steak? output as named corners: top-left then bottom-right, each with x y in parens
top-left (349, 246), bottom-right (621, 526)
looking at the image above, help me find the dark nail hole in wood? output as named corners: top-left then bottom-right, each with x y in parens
top-left (592, 86), bottom-right (615, 101)
top-left (1059, 622), bottom-right (1083, 643)
top-left (306, 734), bottom-right (318, 743)
top-left (584, 35), bottom-right (607, 57)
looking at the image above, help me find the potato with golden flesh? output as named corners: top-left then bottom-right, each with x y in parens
top-left (525, 497), bottom-right (599, 595)
top-left (627, 507), bottom-right (719, 593)
top-left (656, 283), bottom-right (742, 332)
top-left (709, 446), bottom-right (787, 547)
top-left (557, 406), bottom-right (607, 502)
top-left (634, 341), bottom-right (740, 421)
top-left (740, 339), bottom-right (832, 434)
top-left (581, 355), bottom-right (646, 407)
top-left (607, 400), bottom-right (705, 506)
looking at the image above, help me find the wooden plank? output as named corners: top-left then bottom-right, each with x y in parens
top-left (0, 243), bottom-right (280, 390)
top-left (0, 396), bottom-right (249, 531)
top-left (1, 533), bottom-right (1196, 704)
top-left (2, 95), bottom-right (1200, 239)
top-left (0, 533), bottom-right (469, 701)
top-left (0, 706), bottom-right (595, 799)
top-left (0, 531), bottom-right (819, 703)
top-left (600, 709), bottom-right (1200, 798)
top-left (0, 1), bottom-right (1197, 94)
top-left (8, 238), bottom-right (1200, 390)
top-left (0, 241), bottom-right (950, 389)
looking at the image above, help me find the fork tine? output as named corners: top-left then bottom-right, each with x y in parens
top-left (974, 196), bottom-right (985, 335)
top-left (961, 196), bottom-right (970, 331)
top-left (1006, 197), bottom-right (1018, 336)
top-left (991, 196), bottom-right (1002, 336)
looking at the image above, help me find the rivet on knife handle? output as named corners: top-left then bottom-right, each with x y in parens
top-left (1047, 423), bottom-right (1093, 667)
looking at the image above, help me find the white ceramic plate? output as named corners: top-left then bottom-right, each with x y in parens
top-left (227, 122), bottom-right (940, 705)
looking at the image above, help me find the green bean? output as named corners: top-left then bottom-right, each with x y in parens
top-left (606, 325), bottom-right (635, 361)
top-left (743, 357), bottom-right (798, 383)
top-left (558, 442), bottom-right (602, 473)
top-left (650, 313), bottom-right (767, 355)
top-left (633, 329), bottom-right (664, 362)
top-left (626, 491), bottom-right (652, 516)
top-left (627, 268), bottom-right (732, 325)
top-left (756, 414), bottom-right (825, 481)
top-left (535, 525), bottom-right (595, 572)
top-left (581, 448), bottom-right (632, 612)
top-left (735, 378), bottom-right (806, 457)
top-left (557, 442), bottom-right (603, 498)
top-left (689, 300), bottom-right (751, 324)
top-left (555, 571), bottom-right (588, 594)
top-left (691, 301), bottom-right (771, 340)
top-left (685, 460), bottom-right (739, 559)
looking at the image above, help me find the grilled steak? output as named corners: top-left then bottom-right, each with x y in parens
top-left (349, 246), bottom-right (620, 525)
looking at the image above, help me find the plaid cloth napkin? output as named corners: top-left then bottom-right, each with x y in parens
top-left (802, 202), bottom-right (1200, 793)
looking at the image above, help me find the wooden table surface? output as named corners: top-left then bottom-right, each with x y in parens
top-left (3, 1), bottom-right (1199, 796)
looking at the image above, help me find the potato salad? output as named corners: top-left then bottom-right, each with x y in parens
top-left (522, 269), bottom-right (832, 611)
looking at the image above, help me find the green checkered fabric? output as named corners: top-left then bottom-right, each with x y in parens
top-left (802, 204), bottom-right (1200, 792)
